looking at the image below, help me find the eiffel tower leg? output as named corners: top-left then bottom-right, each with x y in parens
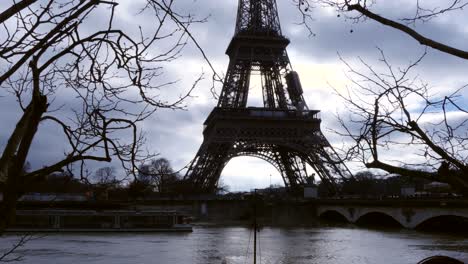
top-left (272, 148), bottom-right (309, 193)
top-left (269, 148), bottom-right (290, 188)
top-left (289, 155), bottom-right (309, 185)
top-left (304, 151), bottom-right (340, 195)
top-left (184, 142), bottom-right (231, 193)
top-left (318, 147), bottom-right (354, 182)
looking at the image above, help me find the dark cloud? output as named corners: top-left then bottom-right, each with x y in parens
top-left (0, 97), bottom-right (23, 151)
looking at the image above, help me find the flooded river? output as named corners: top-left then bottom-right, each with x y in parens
top-left (1, 226), bottom-right (467, 264)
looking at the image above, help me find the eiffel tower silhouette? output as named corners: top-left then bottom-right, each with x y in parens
top-left (183, 0), bottom-right (352, 194)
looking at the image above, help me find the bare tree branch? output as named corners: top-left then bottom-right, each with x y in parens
top-left (346, 3), bottom-right (468, 60)
top-left (334, 49), bottom-right (468, 194)
top-left (295, 0), bottom-right (468, 59)
top-left (0, 0), bottom-right (211, 231)
top-left (0, 0), bottom-right (38, 24)
top-left (0, 234), bottom-right (40, 262)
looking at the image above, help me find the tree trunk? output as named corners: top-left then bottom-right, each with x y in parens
top-left (0, 93), bottom-right (47, 233)
top-left (0, 161), bottom-right (21, 232)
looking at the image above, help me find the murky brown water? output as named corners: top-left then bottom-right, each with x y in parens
top-left (1, 226), bottom-right (467, 264)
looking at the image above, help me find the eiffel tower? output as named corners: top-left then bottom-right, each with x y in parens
top-left (183, 0), bottom-right (352, 194)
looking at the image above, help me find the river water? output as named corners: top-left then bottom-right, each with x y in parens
top-left (1, 226), bottom-right (467, 264)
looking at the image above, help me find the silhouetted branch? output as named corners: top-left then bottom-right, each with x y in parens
top-left (334, 49), bottom-right (468, 194)
top-left (0, 0), bottom-right (38, 24)
top-left (295, 0), bottom-right (468, 59)
top-left (346, 3), bottom-right (468, 60)
top-left (0, 0), bottom-right (209, 231)
top-left (0, 234), bottom-right (40, 262)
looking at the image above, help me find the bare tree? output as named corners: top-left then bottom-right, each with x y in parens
top-left (93, 166), bottom-right (117, 186)
top-left (138, 158), bottom-right (176, 193)
top-left (293, 0), bottom-right (468, 194)
top-left (0, 0), bottom-right (208, 231)
top-left (334, 50), bottom-right (468, 194)
top-left (216, 179), bottom-right (230, 194)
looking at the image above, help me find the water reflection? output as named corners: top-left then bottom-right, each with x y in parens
top-left (0, 226), bottom-right (467, 264)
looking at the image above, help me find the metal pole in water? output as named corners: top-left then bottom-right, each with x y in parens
top-left (253, 188), bottom-right (257, 264)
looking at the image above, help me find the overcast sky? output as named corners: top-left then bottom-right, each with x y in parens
top-left (1, 0), bottom-right (467, 191)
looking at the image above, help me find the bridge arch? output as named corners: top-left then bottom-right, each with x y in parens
top-left (316, 205), bottom-right (468, 230)
top-left (319, 210), bottom-right (350, 223)
top-left (317, 207), bottom-right (353, 222)
top-left (356, 212), bottom-right (404, 228)
top-left (414, 214), bottom-right (468, 232)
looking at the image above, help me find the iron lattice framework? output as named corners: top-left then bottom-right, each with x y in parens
top-left (183, 0), bottom-right (352, 194)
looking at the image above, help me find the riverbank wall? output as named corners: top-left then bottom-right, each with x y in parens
top-left (13, 198), bottom-right (468, 229)
top-left (14, 199), bottom-right (319, 226)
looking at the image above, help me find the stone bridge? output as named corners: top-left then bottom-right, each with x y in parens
top-left (131, 198), bottom-right (468, 229)
top-left (315, 199), bottom-right (468, 229)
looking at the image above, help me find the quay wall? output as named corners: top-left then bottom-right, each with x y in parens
top-left (13, 198), bottom-right (468, 229)
top-left (135, 200), bottom-right (318, 226)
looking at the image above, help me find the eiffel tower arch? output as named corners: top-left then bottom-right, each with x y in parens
top-left (183, 0), bottom-right (352, 194)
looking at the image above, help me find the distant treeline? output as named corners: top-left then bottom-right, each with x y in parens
top-left (317, 171), bottom-right (454, 198)
top-left (0, 164), bottom-right (455, 200)
top-left (0, 158), bottom-right (193, 201)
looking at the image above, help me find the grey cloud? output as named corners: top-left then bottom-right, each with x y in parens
top-left (142, 103), bottom-right (213, 169)
top-left (0, 98), bottom-right (23, 151)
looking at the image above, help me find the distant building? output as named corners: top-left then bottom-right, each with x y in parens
top-left (18, 193), bottom-right (88, 202)
top-left (401, 186), bottom-right (416, 197)
top-left (424, 182), bottom-right (451, 192)
top-left (422, 181), bottom-right (459, 197)
top-left (304, 186), bottom-right (318, 199)
top-left (254, 186), bottom-right (287, 195)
